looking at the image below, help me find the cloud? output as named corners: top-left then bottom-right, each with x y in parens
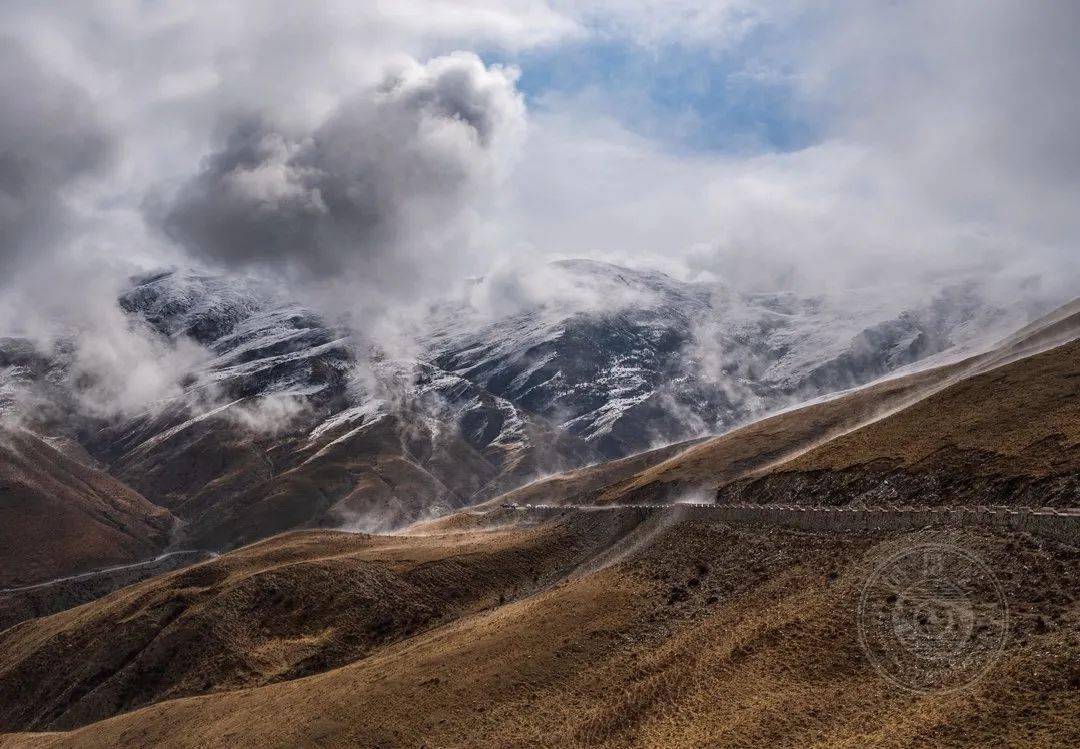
top-left (462, 256), bottom-right (665, 321)
top-left (226, 394), bottom-right (313, 436)
top-left (155, 52), bottom-right (525, 295)
top-left (495, 1), bottom-right (1080, 306)
top-left (795, 1), bottom-right (1080, 272)
top-left (7, 0), bottom-right (1074, 314)
top-left (0, 38), bottom-right (197, 420)
top-left (0, 38), bottom-right (114, 282)
top-left (68, 310), bottom-right (210, 419)
top-left (1, 1), bottom-right (1077, 430)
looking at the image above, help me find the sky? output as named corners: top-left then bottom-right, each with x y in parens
top-left (1, 1), bottom-right (1078, 358)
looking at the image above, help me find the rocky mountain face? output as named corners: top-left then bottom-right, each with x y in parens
top-left (424, 259), bottom-right (1020, 457)
top-left (0, 260), bottom-right (1026, 557)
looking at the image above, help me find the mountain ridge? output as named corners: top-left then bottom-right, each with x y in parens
top-left (0, 260), bottom-right (1047, 571)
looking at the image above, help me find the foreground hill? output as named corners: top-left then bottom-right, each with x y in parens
top-left (0, 429), bottom-right (175, 589)
top-left (0, 510), bottom-right (1075, 748)
top-left (0, 511), bottom-right (650, 734)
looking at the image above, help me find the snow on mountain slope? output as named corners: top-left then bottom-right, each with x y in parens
top-left (423, 259), bottom-right (1021, 457)
top-left (0, 268), bottom-right (595, 548)
top-left (117, 269), bottom-right (354, 403)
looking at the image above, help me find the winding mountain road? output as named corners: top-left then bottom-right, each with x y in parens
top-left (0, 550), bottom-right (219, 596)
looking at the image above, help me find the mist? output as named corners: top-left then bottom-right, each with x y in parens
top-left (1, 0), bottom-right (1076, 436)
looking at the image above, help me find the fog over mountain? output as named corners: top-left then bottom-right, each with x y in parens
top-left (0, 1), bottom-right (1077, 528)
top-left (0, 256), bottom-right (1037, 543)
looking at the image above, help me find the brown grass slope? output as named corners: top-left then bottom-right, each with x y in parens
top-left (1, 512), bottom-right (1076, 748)
top-left (0, 509), bottom-right (647, 733)
top-left (0, 551), bottom-right (216, 635)
top-left (0, 429), bottom-right (175, 589)
top-left (593, 364), bottom-right (956, 506)
top-left (1, 303), bottom-right (1078, 747)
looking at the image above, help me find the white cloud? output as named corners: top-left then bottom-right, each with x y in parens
top-left (495, 1), bottom-right (1080, 305)
top-left (0, 0), bottom-right (1077, 423)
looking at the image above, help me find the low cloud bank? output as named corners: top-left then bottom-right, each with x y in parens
top-left (155, 52), bottom-right (525, 304)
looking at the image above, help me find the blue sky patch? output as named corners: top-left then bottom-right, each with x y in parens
top-left (487, 28), bottom-right (820, 156)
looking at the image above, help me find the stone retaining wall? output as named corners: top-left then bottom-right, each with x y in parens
top-left (520, 503), bottom-right (1080, 545)
top-left (692, 503), bottom-right (1080, 545)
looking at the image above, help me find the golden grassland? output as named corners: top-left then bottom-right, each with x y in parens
top-left (1, 515), bottom-right (1076, 748)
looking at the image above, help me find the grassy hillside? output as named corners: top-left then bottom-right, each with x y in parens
top-left (0, 430), bottom-right (175, 589)
top-left (1, 511), bottom-right (1076, 748)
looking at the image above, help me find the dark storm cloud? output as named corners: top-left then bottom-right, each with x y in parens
top-left (154, 121), bottom-right (329, 272)
top-left (0, 38), bottom-right (114, 280)
top-left (155, 52), bottom-right (524, 282)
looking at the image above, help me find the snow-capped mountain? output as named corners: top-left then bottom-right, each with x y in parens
top-left (0, 259), bottom-right (1027, 547)
top-left (423, 259), bottom-right (1021, 457)
top-left (117, 269), bottom-right (354, 403)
